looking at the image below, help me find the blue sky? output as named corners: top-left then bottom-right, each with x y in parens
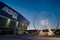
top-left (0, 0), bottom-right (60, 30)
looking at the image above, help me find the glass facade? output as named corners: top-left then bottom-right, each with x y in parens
top-left (0, 1), bottom-right (30, 34)
top-left (0, 15), bottom-right (29, 34)
top-left (0, 15), bottom-right (7, 28)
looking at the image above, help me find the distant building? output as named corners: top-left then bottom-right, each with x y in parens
top-left (0, 1), bottom-right (30, 35)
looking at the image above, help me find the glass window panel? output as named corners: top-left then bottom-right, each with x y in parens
top-left (9, 20), bottom-right (16, 29)
top-left (0, 16), bottom-right (7, 27)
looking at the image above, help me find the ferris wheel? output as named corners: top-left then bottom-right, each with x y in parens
top-left (33, 12), bottom-right (58, 35)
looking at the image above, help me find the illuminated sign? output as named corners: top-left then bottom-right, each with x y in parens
top-left (2, 6), bottom-right (18, 19)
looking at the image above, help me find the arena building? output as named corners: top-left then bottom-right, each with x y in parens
top-left (0, 1), bottom-right (30, 35)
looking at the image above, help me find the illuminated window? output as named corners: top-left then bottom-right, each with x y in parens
top-left (15, 21), bottom-right (18, 29)
top-left (17, 23), bottom-right (22, 34)
top-left (9, 20), bottom-right (16, 29)
top-left (6, 19), bottom-right (10, 28)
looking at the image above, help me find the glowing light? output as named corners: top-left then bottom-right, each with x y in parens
top-left (15, 21), bottom-right (18, 29)
top-left (39, 19), bottom-right (54, 36)
top-left (47, 25), bottom-right (55, 35)
top-left (6, 19), bottom-right (10, 27)
top-left (39, 29), bottom-right (44, 35)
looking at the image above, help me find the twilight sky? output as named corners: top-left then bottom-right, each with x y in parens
top-left (0, 0), bottom-right (60, 30)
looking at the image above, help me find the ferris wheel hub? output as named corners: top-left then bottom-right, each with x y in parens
top-left (40, 19), bottom-right (48, 25)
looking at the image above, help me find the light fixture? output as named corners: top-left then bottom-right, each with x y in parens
top-left (6, 19), bottom-right (10, 28)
